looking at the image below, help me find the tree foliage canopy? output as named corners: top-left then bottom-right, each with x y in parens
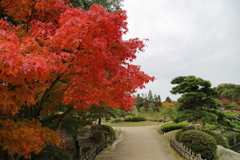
top-left (160, 104), bottom-right (178, 120)
top-left (171, 76), bottom-right (219, 111)
top-left (214, 83), bottom-right (240, 102)
top-left (171, 76), bottom-right (220, 123)
top-left (70, 0), bottom-right (124, 12)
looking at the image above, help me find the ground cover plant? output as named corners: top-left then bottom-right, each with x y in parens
top-left (139, 112), bottom-right (163, 120)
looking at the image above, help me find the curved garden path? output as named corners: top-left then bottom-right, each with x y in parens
top-left (95, 126), bottom-right (177, 160)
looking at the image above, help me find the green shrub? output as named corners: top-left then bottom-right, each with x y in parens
top-left (90, 125), bottom-right (115, 142)
top-left (131, 116), bottom-right (147, 122)
top-left (160, 122), bottom-right (188, 133)
top-left (124, 116), bottom-right (132, 121)
top-left (180, 130), bottom-right (217, 160)
top-left (34, 145), bottom-right (73, 160)
top-left (159, 119), bottom-right (163, 122)
top-left (101, 124), bottom-right (116, 141)
top-left (202, 130), bottom-right (230, 148)
top-left (90, 130), bottom-right (106, 143)
top-left (175, 129), bottom-right (182, 142)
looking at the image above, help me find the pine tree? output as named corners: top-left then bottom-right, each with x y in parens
top-left (165, 96), bottom-right (172, 102)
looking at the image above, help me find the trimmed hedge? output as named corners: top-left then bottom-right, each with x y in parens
top-left (160, 122), bottom-right (189, 133)
top-left (175, 129), bottom-right (182, 142)
top-left (131, 116), bottom-right (146, 122)
top-left (90, 130), bottom-right (105, 143)
top-left (180, 130), bottom-right (217, 160)
top-left (202, 130), bottom-right (230, 148)
top-left (90, 125), bottom-right (116, 142)
top-left (101, 124), bottom-right (116, 141)
top-left (34, 145), bottom-right (73, 160)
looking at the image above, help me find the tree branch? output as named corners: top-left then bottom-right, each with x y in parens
top-left (40, 105), bottom-right (74, 122)
top-left (32, 74), bottom-right (62, 118)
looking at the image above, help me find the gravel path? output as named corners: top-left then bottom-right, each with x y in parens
top-left (95, 126), bottom-right (177, 160)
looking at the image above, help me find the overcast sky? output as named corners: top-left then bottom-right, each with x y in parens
top-left (122, 0), bottom-right (240, 101)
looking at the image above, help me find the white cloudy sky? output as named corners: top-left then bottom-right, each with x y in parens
top-left (122, 0), bottom-right (240, 101)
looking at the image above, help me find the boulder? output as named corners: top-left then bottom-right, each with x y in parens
top-left (182, 124), bottom-right (202, 132)
top-left (216, 145), bottom-right (240, 160)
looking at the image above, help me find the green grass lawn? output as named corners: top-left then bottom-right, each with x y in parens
top-left (127, 107), bottom-right (164, 120)
top-left (138, 112), bottom-right (163, 120)
top-left (103, 121), bottom-right (159, 127)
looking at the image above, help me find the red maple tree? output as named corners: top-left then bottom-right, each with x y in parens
top-left (0, 0), bottom-right (154, 158)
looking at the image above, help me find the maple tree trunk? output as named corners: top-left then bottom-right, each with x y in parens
top-left (163, 116), bottom-right (166, 123)
top-left (55, 119), bottom-right (63, 131)
top-left (0, 147), bottom-right (8, 160)
top-left (73, 135), bottom-right (81, 159)
top-left (169, 112), bottom-right (173, 120)
top-left (33, 75), bottom-right (62, 118)
top-left (98, 118), bottom-right (101, 125)
top-left (8, 154), bottom-right (21, 160)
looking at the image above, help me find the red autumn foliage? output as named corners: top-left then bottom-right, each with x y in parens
top-left (162, 101), bottom-right (176, 108)
top-left (216, 97), bottom-right (232, 107)
top-left (0, 0), bottom-right (154, 158)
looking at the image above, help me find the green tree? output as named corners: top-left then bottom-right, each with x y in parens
top-left (170, 76), bottom-right (220, 123)
top-left (232, 86), bottom-right (240, 102)
top-left (135, 93), bottom-right (144, 108)
top-left (139, 107), bottom-right (145, 115)
top-left (165, 96), bottom-right (172, 102)
top-left (220, 89), bottom-right (233, 98)
top-left (153, 94), bottom-right (157, 103)
top-left (215, 83), bottom-right (240, 102)
top-left (154, 94), bottom-right (162, 106)
top-left (147, 90), bottom-right (153, 102)
top-left (70, 0), bottom-right (124, 11)
top-left (160, 104), bottom-right (178, 120)
top-left (147, 102), bottom-right (155, 115)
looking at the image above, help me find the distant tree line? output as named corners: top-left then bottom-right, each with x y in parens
top-left (214, 84), bottom-right (240, 108)
top-left (135, 90), bottom-right (164, 109)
